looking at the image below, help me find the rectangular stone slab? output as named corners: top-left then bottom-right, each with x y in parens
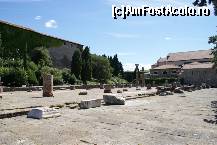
top-left (27, 107), bottom-right (60, 119)
top-left (79, 99), bottom-right (101, 109)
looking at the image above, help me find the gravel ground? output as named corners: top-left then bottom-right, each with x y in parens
top-left (1, 88), bottom-right (217, 145)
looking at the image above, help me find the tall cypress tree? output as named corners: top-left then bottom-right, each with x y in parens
top-left (0, 33), bottom-right (2, 58)
top-left (109, 54), bottom-right (124, 77)
top-left (71, 50), bottom-right (82, 79)
top-left (81, 46), bottom-right (92, 84)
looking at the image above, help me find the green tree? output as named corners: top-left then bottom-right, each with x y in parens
top-left (81, 46), bottom-right (92, 84)
top-left (209, 36), bottom-right (217, 66)
top-left (92, 54), bottom-right (112, 83)
top-left (30, 47), bottom-right (52, 67)
top-left (110, 54), bottom-right (124, 77)
top-left (62, 68), bottom-right (77, 85)
top-left (0, 32), bottom-right (3, 58)
top-left (71, 50), bottom-right (82, 79)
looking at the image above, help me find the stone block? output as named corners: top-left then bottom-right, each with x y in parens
top-left (117, 90), bottom-right (122, 93)
top-left (79, 91), bottom-right (88, 95)
top-left (27, 107), bottom-right (60, 119)
top-left (103, 94), bottom-right (125, 105)
top-left (104, 89), bottom-right (112, 93)
top-left (123, 89), bottom-right (128, 92)
top-left (79, 99), bottom-right (101, 109)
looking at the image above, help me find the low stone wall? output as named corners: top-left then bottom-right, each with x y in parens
top-left (2, 84), bottom-right (132, 92)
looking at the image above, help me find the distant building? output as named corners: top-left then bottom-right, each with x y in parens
top-left (150, 49), bottom-right (217, 86)
top-left (0, 20), bottom-right (84, 69)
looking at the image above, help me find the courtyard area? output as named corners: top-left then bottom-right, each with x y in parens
top-left (0, 88), bottom-right (217, 145)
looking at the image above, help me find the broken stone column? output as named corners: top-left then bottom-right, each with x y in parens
top-left (43, 74), bottom-right (53, 97)
top-left (135, 64), bottom-right (140, 87)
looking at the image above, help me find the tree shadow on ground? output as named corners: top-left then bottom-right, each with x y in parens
top-left (203, 101), bottom-right (217, 124)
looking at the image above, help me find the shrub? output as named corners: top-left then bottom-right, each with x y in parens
top-left (31, 47), bottom-right (52, 67)
top-left (40, 66), bottom-right (63, 86)
top-left (108, 76), bottom-right (128, 85)
top-left (62, 68), bottom-right (77, 85)
top-left (1, 68), bottom-right (27, 87)
top-left (26, 69), bottom-right (38, 86)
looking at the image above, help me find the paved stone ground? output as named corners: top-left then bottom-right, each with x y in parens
top-left (1, 88), bottom-right (217, 145)
top-left (0, 87), bottom-right (156, 112)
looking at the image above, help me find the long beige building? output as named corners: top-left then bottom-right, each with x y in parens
top-left (150, 49), bottom-right (217, 86)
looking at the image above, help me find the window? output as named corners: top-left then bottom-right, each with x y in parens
top-left (154, 72), bottom-right (158, 74)
top-left (172, 71), bottom-right (177, 74)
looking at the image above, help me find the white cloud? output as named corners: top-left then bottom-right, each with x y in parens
top-left (164, 37), bottom-right (172, 40)
top-left (34, 16), bottom-right (41, 20)
top-left (123, 63), bottom-right (151, 71)
top-left (106, 32), bottom-right (139, 38)
top-left (45, 20), bottom-right (58, 28)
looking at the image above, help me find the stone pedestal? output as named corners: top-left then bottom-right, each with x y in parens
top-left (27, 107), bottom-right (60, 119)
top-left (43, 74), bottom-right (53, 97)
top-left (79, 99), bottom-right (101, 109)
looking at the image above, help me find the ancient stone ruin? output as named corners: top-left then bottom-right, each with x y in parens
top-left (103, 94), bottom-right (125, 105)
top-left (43, 74), bottom-right (54, 97)
top-left (27, 107), bottom-right (60, 119)
top-left (79, 99), bottom-right (101, 109)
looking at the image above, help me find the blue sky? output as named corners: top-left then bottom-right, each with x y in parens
top-left (0, 0), bottom-right (216, 71)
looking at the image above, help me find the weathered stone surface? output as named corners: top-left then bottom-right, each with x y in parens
top-left (103, 94), bottom-right (125, 105)
top-left (43, 74), bottom-right (53, 97)
top-left (79, 99), bottom-right (101, 109)
top-left (79, 91), bottom-right (88, 95)
top-left (27, 107), bottom-right (60, 119)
